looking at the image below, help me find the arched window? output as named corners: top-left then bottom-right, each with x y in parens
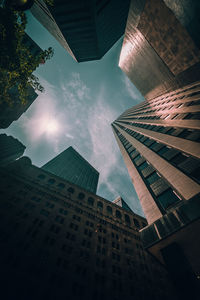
top-left (107, 206), bottom-right (112, 215)
top-left (125, 214), bottom-right (130, 224)
top-left (58, 183), bottom-right (65, 189)
top-left (48, 178), bottom-right (55, 185)
top-left (133, 218), bottom-right (140, 228)
top-left (78, 192), bottom-right (85, 200)
top-left (38, 174), bottom-right (45, 180)
top-left (142, 222), bottom-right (146, 228)
top-left (116, 210), bottom-right (122, 219)
top-left (88, 197), bottom-right (94, 206)
top-left (67, 187), bottom-right (74, 194)
top-left (97, 201), bottom-right (103, 209)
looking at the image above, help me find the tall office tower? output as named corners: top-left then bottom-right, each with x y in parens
top-left (112, 80), bottom-right (200, 299)
top-left (0, 134), bottom-right (26, 166)
top-left (42, 146), bottom-right (99, 194)
top-left (113, 196), bottom-right (134, 213)
top-left (119, 0), bottom-right (200, 100)
top-left (0, 157), bottom-right (177, 300)
top-left (31, 0), bottom-right (130, 62)
top-left (0, 85), bottom-right (38, 128)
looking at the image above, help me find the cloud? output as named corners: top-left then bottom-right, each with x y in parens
top-left (122, 73), bottom-right (144, 103)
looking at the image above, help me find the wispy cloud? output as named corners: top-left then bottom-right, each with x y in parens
top-left (122, 73), bottom-right (144, 103)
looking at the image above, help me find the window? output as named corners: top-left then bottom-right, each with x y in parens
top-left (125, 214), bottom-right (130, 224)
top-left (138, 161), bottom-right (148, 171)
top-left (50, 224), bottom-right (60, 234)
top-left (157, 189), bottom-right (181, 209)
top-left (106, 206), bottom-right (112, 215)
top-left (97, 201), bottom-right (103, 209)
top-left (45, 202), bottom-right (54, 209)
top-left (70, 223), bottom-right (78, 231)
top-left (73, 215), bottom-right (81, 222)
top-left (133, 218), bottom-right (140, 228)
top-left (146, 172), bottom-right (160, 185)
top-left (88, 197), bottom-right (94, 206)
top-left (84, 228), bottom-right (92, 237)
top-left (40, 209), bottom-right (49, 217)
top-left (59, 208), bottom-right (68, 215)
top-left (55, 215), bottom-right (64, 224)
top-left (58, 183), bottom-right (65, 189)
top-left (116, 210), bottom-right (122, 219)
top-left (48, 179), bottom-right (55, 185)
top-left (78, 192), bottom-right (85, 200)
top-left (67, 187), bottom-right (74, 193)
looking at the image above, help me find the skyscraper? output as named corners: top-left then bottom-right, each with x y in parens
top-left (119, 0), bottom-right (200, 100)
top-left (0, 134), bottom-right (26, 166)
top-left (113, 196), bottom-right (135, 214)
top-left (42, 146), bottom-right (99, 194)
top-left (31, 0), bottom-right (130, 62)
top-left (112, 80), bottom-right (200, 298)
top-left (0, 156), bottom-right (177, 300)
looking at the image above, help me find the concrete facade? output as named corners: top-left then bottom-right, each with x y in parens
top-left (112, 80), bottom-right (200, 298)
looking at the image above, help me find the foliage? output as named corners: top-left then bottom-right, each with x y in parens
top-left (0, 7), bottom-right (54, 105)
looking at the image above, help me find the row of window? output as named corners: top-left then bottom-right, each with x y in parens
top-left (36, 173), bottom-right (145, 229)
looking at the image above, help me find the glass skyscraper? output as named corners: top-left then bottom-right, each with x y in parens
top-left (42, 146), bottom-right (99, 194)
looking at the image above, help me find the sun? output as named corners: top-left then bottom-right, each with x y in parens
top-left (45, 119), bottom-right (59, 134)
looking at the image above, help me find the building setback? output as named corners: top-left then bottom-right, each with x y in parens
top-left (119, 0), bottom-right (200, 100)
top-left (31, 0), bottom-right (130, 62)
top-left (0, 157), bottom-right (177, 300)
top-left (0, 134), bottom-right (26, 166)
top-left (42, 146), bottom-right (99, 194)
top-left (112, 80), bottom-right (200, 299)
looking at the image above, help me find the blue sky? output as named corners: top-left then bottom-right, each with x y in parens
top-left (1, 11), bottom-right (145, 216)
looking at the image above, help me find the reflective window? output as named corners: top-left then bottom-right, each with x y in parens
top-left (97, 201), bottom-right (103, 209)
top-left (88, 197), bottom-right (94, 206)
top-left (107, 206), bottom-right (112, 214)
top-left (116, 210), bottom-right (122, 219)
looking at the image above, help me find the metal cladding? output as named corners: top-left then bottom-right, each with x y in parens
top-left (119, 0), bottom-right (200, 100)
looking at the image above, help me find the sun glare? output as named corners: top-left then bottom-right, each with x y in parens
top-left (45, 119), bottom-right (59, 135)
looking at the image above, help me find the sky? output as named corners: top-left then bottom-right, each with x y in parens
top-left (0, 11), bottom-right (145, 216)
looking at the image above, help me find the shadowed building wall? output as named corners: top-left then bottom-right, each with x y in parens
top-left (31, 0), bottom-right (130, 62)
top-left (112, 80), bottom-right (200, 299)
top-left (0, 134), bottom-right (26, 166)
top-left (119, 0), bottom-right (200, 100)
top-left (0, 157), bottom-right (177, 300)
top-left (42, 146), bottom-right (99, 194)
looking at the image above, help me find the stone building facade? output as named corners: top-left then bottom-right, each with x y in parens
top-left (0, 157), bottom-right (176, 300)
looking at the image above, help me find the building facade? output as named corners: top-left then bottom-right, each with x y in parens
top-left (0, 134), bottom-right (26, 166)
top-left (119, 0), bottom-right (200, 100)
top-left (112, 80), bottom-right (200, 298)
top-left (31, 0), bottom-right (130, 62)
top-left (0, 157), bottom-right (177, 300)
top-left (42, 146), bottom-right (99, 194)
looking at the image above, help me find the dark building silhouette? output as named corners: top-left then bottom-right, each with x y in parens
top-left (119, 0), bottom-right (200, 100)
top-left (31, 0), bottom-right (130, 62)
top-left (42, 146), bottom-right (99, 194)
top-left (0, 134), bottom-right (26, 166)
top-left (0, 157), bottom-right (177, 300)
top-left (112, 80), bottom-right (200, 299)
